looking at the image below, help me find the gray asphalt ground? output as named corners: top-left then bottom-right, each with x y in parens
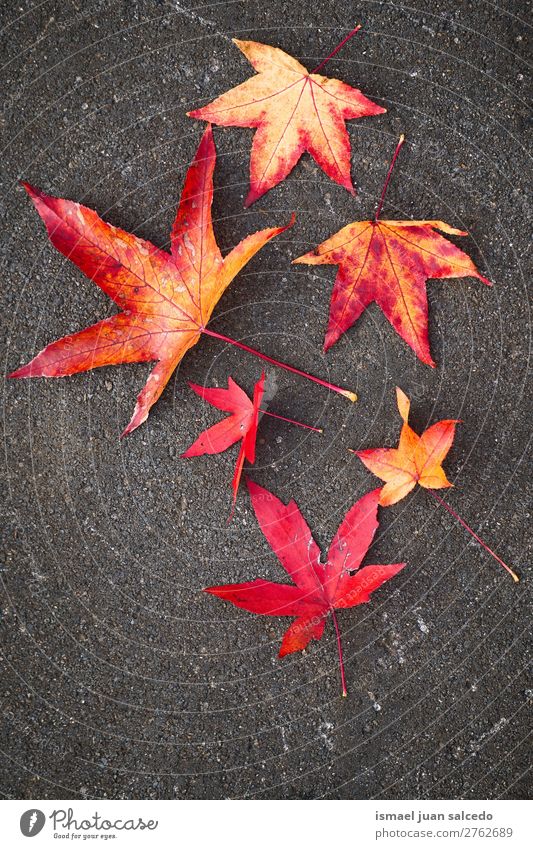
top-left (1, 0), bottom-right (531, 800)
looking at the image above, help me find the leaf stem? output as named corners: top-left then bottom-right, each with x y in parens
top-left (260, 409), bottom-right (323, 433)
top-left (311, 24), bottom-right (362, 74)
top-left (428, 490), bottom-right (519, 583)
top-left (374, 134), bottom-right (406, 222)
top-left (200, 327), bottom-right (357, 402)
top-left (331, 609), bottom-right (348, 697)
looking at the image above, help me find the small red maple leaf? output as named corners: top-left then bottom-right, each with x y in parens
top-left (205, 481), bottom-right (405, 695)
top-left (183, 373), bottom-right (322, 512)
top-left (183, 373), bottom-right (265, 511)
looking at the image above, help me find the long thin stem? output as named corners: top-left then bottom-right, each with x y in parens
top-left (201, 327), bottom-right (357, 402)
top-left (428, 490), bottom-right (519, 583)
top-left (260, 409), bottom-right (323, 433)
top-left (374, 134), bottom-right (406, 221)
top-left (331, 609), bottom-right (348, 697)
top-left (311, 24), bottom-right (362, 74)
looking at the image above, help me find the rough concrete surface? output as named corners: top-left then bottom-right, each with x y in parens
top-left (1, 0), bottom-right (531, 800)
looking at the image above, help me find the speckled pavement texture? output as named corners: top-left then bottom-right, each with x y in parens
top-left (1, 0), bottom-right (531, 800)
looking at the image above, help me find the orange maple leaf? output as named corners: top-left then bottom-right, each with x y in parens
top-left (294, 136), bottom-right (491, 366)
top-left (355, 387), bottom-right (460, 506)
top-left (354, 386), bottom-right (520, 582)
top-left (9, 126), bottom-right (293, 435)
top-left (188, 35), bottom-right (385, 206)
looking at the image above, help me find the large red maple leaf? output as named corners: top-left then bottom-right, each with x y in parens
top-left (9, 126), bottom-right (292, 435)
top-left (188, 35), bottom-right (385, 206)
top-left (205, 481), bottom-right (405, 695)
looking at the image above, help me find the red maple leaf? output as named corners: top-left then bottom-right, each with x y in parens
top-left (9, 126), bottom-right (293, 435)
top-left (294, 135), bottom-right (491, 365)
top-left (183, 372), bottom-right (322, 511)
top-left (183, 373), bottom-right (265, 510)
top-left (205, 481), bottom-right (405, 695)
top-left (188, 30), bottom-right (385, 206)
